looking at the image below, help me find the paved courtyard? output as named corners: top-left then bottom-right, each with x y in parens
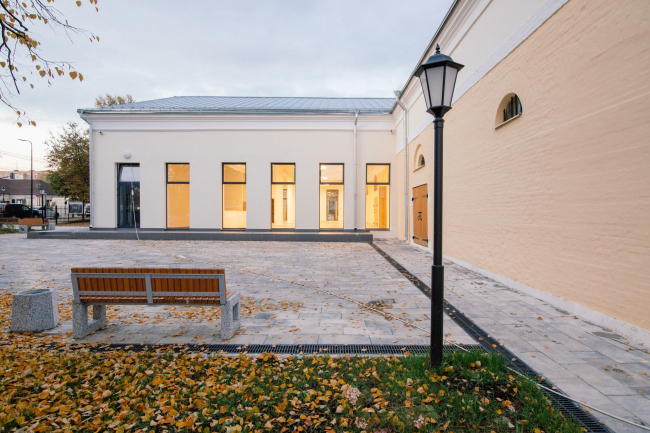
top-left (0, 231), bottom-right (473, 347)
top-left (0, 231), bottom-right (648, 431)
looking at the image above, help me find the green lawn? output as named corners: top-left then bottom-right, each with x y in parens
top-left (0, 346), bottom-right (582, 432)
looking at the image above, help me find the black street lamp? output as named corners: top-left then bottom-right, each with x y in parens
top-left (18, 139), bottom-right (33, 209)
top-left (39, 187), bottom-right (46, 223)
top-left (414, 44), bottom-right (464, 366)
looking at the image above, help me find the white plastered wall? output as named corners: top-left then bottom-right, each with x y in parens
top-left (89, 114), bottom-right (396, 236)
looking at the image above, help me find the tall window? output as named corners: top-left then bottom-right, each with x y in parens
top-left (366, 164), bottom-right (390, 229)
top-left (271, 164), bottom-right (295, 229)
top-left (320, 163), bottom-right (344, 229)
top-left (222, 163), bottom-right (246, 229)
top-left (167, 163), bottom-right (189, 228)
top-left (117, 164), bottom-right (140, 228)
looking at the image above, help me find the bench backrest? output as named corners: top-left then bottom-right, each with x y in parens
top-left (18, 218), bottom-right (48, 225)
top-left (71, 267), bottom-right (227, 305)
top-left (0, 217), bottom-right (19, 223)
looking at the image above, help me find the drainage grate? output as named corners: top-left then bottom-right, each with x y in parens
top-left (370, 242), bottom-right (613, 433)
top-left (51, 343), bottom-right (482, 355)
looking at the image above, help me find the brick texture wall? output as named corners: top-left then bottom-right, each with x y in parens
top-left (435, 0), bottom-right (650, 331)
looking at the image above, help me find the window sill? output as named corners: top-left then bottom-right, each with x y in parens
top-left (414, 164), bottom-right (426, 172)
top-left (495, 113), bottom-right (522, 129)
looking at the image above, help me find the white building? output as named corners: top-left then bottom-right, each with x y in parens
top-left (79, 97), bottom-right (397, 236)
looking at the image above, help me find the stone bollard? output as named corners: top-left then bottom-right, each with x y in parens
top-left (10, 289), bottom-right (59, 333)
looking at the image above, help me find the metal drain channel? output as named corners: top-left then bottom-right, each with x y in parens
top-left (53, 343), bottom-right (483, 355)
top-left (370, 242), bottom-right (613, 433)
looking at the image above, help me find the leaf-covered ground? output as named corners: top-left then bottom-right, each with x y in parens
top-left (0, 345), bottom-right (583, 433)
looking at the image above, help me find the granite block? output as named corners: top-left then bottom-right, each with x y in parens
top-left (220, 291), bottom-right (241, 340)
top-left (72, 302), bottom-right (107, 338)
top-left (10, 289), bottom-right (59, 333)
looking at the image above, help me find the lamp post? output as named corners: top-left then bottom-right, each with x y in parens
top-left (414, 44), bottom-right (464, 367)
top-left (17, 139), bottom-right (33, 209)
top-left (39, 187), bottom-right (46, 223)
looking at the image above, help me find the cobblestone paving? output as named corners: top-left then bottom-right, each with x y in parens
top-left (0, 232), bottom-right (474, 348)
top-left (375, 239), bottom-right (650, 433)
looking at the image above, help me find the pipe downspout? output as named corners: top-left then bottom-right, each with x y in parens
top-left (394, 91), bottom-right (408, 242)
top-left (353, 110), bottom-right (359, 231)
top-left (78, 110), bottom-right (94, 229)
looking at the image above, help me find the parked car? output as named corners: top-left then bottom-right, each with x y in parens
top-left (84, 204), bottom-right (90, 217)
top-left (31, 207), bottom-right (59, 218)
top-left (0, 204), bottom-right (41, 218)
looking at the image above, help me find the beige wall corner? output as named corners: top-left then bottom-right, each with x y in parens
top-left (442, 0), bottom-right (650, 332)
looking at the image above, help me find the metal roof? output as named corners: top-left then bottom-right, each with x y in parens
top-left (80, 96), bottom-right (396, 115)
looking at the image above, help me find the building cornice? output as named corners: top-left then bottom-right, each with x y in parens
top-left (80, 112), bottom-right (396, 132)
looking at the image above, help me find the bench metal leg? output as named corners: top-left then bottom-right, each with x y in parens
top-left (72, 302), bottom-right (107, 339)
top-left (220, 292), bottom-right (241, 340)
top-left (18, 225), bottom-right (27, 234)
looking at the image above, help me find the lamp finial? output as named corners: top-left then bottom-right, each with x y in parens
top-left (435, 44), bottom-right (440, 53)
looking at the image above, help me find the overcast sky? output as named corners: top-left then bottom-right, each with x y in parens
top-left (0, 0), bottom-right (453, 171)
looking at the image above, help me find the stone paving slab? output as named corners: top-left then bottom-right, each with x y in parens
top-left (0, 234), bottom-right (475, 350)
top-left (375, 239), bottom-right (650, 432)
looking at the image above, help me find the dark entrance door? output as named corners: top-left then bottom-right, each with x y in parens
top-left (117, 164), bottom-right (140, 228)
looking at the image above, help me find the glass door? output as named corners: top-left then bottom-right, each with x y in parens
top-left (117, 164), bottom-right (140, 228)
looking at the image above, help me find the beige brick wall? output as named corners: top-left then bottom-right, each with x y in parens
top-left (412, 0), bottom-right (650, 331)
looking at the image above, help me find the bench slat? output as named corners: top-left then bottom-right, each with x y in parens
top-left (71, 269), bottom-right (227, 302)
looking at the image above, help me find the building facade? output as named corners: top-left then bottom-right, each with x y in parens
top-left (80, 0), bottom-right (650, 340)
top-left (79, 99), bottom-right (397, 237)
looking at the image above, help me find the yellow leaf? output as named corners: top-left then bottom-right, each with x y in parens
top-left (39, 70), bottom-right (45, 77)
top-left (79, 73), bottom-right (83, 82)
top-left (76, 1), bottom-right (81, 6)
top-left (69, 71), bottom-right (78, 79)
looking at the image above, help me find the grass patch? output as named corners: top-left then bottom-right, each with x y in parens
top-left (0, 226), bottom-right (18, 234)
top-left (0, 347), bottom-right (582, 432)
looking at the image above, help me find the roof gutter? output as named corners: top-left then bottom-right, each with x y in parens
top-left (78, 110), bottom-right (94, 229)
top-left (353, 110), bottom-right (359, 231)
top-left (78, 108), bottom-right (393, 116)
top-left (393, 0), bottom-right (461, 107)
top-left (394, 91), bottom-right (409, 243)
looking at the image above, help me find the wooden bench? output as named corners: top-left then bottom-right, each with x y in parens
top-left (0, 217), bottom-right (19, 229)
top-left (17, 218), bottom-right (51, 233)
top-left (70, 267), bottom-right (240, 340)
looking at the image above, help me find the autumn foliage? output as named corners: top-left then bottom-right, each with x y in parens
top-left (0, 0), bottom-right (99, 125)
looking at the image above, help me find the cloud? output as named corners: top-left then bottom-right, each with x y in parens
top-left (0, 0), bottom-right (453, 165)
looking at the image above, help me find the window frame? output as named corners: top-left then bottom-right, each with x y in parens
top-left (319, 163), bottom-right (344, 186)
top-left (365, 163), bottom-right (391, 230)
top-left (117, 163), bottom-right (140, 229)
top-left (271, 163), bottom-right (296, 229)
top-left (319, 163), bottom-right (344, 230)
top-left (222, 163), bottom-right (247, 230)
top-left (165, 163), bottom-right (190, 229)
top-left (366, 163), bottom-right (390, 186)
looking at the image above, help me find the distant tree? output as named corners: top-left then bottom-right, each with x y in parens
top-left (45, 122), bottom-right (89, 204)
top-left (95, 93), bottom-right (134, 107)
top-left (1, 0), bottom-right (100, 127)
